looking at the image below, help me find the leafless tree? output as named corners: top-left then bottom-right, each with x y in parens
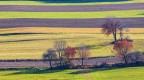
top-left (43, 48), bottom-right (57, 69)
top-left (54, 40), bottom-right (67, 66)
top-left (76, 44), bottom-right (91, 66)
top-left (101, 18), bottom-right (122, 42)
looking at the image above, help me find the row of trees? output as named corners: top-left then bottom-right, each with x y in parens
top-left (43, 40), bottom-right (91, 69)
top-left (43, 40), bottom-right (134, 69)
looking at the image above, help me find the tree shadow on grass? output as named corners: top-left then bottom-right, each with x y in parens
top-left (4, 68), bottom-right (66, 76)
top-left (39, 0), bottom-right (130, 3)
top-left (69, 67), bottom-right (127, 74)
top-left (138, 13), bottom-right (144, 15)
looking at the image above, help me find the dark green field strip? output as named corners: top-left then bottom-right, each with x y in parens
top-left (0, 3), bottom-right (144, 12)
top-left (0, 18), bottom-right (143, 28)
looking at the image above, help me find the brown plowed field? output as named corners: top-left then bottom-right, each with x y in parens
top-left (0, 18), bottom-right (143, 28)
top-left (0, 3), bottom-right (144, 12)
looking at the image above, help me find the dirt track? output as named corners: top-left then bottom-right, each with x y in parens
top-left (0, 3), bottom-right (144, 12)
top-left (0, 18), bottom-right (143, 28)
top-left (0, 57), bottom-right (122, 68)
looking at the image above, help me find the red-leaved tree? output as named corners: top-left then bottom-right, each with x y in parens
top-left (64, 46), bottom-right (76, 61)
top-left (113, 40), bottom-right (133, 64)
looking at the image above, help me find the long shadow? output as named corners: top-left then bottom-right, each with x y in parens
top-left (139, 13), bottom-right (144, 15)
top-left (0, 37), bottom-right (93, 43)
top-left (69, 67), bottom-right (126, 74)
top-left (0, 32), bottom-right (48, 36)
top-left (4, 68), bottom-right (66, 76)
top-left (36, 0), bottom-right (130, 3)
top-left (0, 32), bottom-right (59, 36)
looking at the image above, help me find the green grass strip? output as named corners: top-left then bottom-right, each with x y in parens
top-left (0, 10), bottom-right (144, 19)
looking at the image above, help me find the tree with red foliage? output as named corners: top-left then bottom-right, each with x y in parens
top-left (64, 46), bottom-right (76, 61)
top-left (101, 18), bottom-right (122, 42)
top-left (113, 40), bottom-right (133, 64)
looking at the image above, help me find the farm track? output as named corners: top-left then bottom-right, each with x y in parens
top-left (0, 18), bottom-right (143, 28)
top-left (0, 57), bottom-right (123, 68)
top-left (0, 3), bottom-right (144, 12)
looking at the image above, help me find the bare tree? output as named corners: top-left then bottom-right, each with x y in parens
top-left (76, 44), bottom-right (91, 66)
top-left (43, 48), bottom-right (57, 69)
top-left (119, 25), bottom-right (129, 41)
top-left (54, 40), bottom-right (67, 66)
top-left (101, 18), bottom-right (122, 42)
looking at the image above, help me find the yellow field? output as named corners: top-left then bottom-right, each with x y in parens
top-left (0, 27), bottom-right (144, 59)
top-left (1, 27), bottom-right (144, 34)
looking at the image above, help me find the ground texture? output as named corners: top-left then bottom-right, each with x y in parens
top-left (0, 18), bottom-right (144, 28)
top-left (0, 3), bottom-right (143, 12)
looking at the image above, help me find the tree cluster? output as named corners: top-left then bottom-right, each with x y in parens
top-left (101, 17), bottom-right (129, 42)
top-left (43, 40), bottom-right (91, 69)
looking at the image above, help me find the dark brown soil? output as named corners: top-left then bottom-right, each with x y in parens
top-left (0, 3), bottom-right (144, 12)
top-left (0, 18), bottom-right (143, 28)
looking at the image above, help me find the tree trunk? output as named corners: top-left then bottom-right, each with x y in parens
top-left (120, 31), bottom-right (123, 41)
top-left (58, 52), bottom-right (62, 66)
top-left (113, 31), bottom-right (117, 42)
top-left (49, 60), bottom-right (52, 69)
top-left (82, 58), bottom-right (84, 66)
top-left (123, 55), bottom-right (128, 65)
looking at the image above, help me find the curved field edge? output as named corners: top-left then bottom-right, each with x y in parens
top-left (0, 10), bottom-right (143, 19)
top-left (0, 67), bottom-right (144, 80)
top-left (0, 0), bottom-right (144, 6)
top-left (0, 27), bottom-right (144, 59)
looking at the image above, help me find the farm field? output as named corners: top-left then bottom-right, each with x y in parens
top-left (0, 67), bottom-right (144, 80)
top-left (0, 1), bottom-right (143, 60)
top-left (0, 0), bottom-right (144, 80)
top-left (0, 10), bottom-right (143, 19)
top-left (0, 27), bottom-right (144, 59)
top-left (0, 0), bottom-right (144, 6)
top-left (0, 3), bottom-right (143, 12)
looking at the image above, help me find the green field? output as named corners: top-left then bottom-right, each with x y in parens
top-left (0, 27), bottom-right (144, 59)
top-left (0, 10), bottom-right (143, 19)
top-left (0, 67), bottom-right (144, 80)
top-left (0, 0), bottom-right (143, 6)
